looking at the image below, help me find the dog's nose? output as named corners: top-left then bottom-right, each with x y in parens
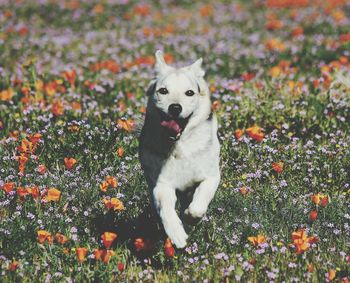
top-left (168, 104), bottom-right (182, 117)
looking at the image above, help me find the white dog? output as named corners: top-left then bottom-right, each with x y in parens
top-left (139, 50), bottom-right (220, 248)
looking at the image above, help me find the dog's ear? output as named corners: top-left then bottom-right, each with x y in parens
top-left (155, 50), bottom-right (173, 76)
top-left (185, 58), bottom-right (205, 78)
top-left (146, 79), bottom-right (156, 96)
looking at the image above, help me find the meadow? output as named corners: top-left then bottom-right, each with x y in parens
top-left (0, 0), bottom-right (350, 282)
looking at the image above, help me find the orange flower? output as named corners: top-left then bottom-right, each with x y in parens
top-left (0, 120), bottom-right (3, 130)
top-left (307, 263), bottom-right (314, 273)
top-left (272, 162), bottom-right (284, 173)
top-left (62, 69), bottom-right (76, 86)
top-left (265, 19), bottom-right (284, 30)
top-left (8, 260), bottom-right (19, 271)
top-left (309, 210), bottom-right (318, 221)
top-left (51, 101), bottom-right (64, 116)
top-left (0, 88), bottom-right (14, 101)
top-left (16, 187), bottom-right (28, 199)
top-left (27, 133), bottom-right (42, 145)
top-left (55, 233), bottom-right (69, 245)
top-left (106, 176), bottom-right (117, 188)
top-left (327, 269), bottom-right (336, 281)
top-left (37, 164), bottom-right (46, 175)
top-left (103, 198), bottom-right (125, 211)
top-left (1, 182), bottom-right (15, 194)
top-left (101, 232), bottom-right (117, 249)
top-left (100, 249), bottom-right (115, 264)
top-left (116, 147), bottom-right (124, 157)
top-left (265, 38), bottom-right (285, 52)
top-left (76, 247), bottom-right (88, 263)
top-left (100, 181), bottom-right (109, 192)
top-left (27, 186), bottom-right (40, 199)
top-left (46, 188), bottom-right (61, 202)
top-left (37, 230), bottom-right (53, 244)
top-left (291, 229), bottom-right (318, 254)
top-left (134, 238), bottom-right (153, 252)
top-left (291, 26), bottom-right (304, 37)
top-left (117, 119), bottom-right (134, 132)
top-left (311, 193), bottom-right (328, 207)
top-left (321, 196), bottom-right (329, 207)
top-left (93, 249), bottom-right (103, 260)
top-left (248, 234), bottom-right (266, 246)
top-left (234, 129), bottom-right (244, 139)
top-left (246, 125), bottom-right (264, 142)
top-left (211, 100), bottom-right (221, 111)
top-left (164, 238), bottom-right (175, 258)
top-left (239, 187), bottom-right (249, 196)
top-left (64, 157), bottom-right (77, 170)
top-left (17, 139), bottom-right (35, 154)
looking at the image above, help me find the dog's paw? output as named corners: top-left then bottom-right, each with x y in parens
top-left (164, 223), bottom-right (188, 248)
top-left (185, 203), bottom-right (207, 219)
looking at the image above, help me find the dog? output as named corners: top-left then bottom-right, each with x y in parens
top-left (139, 50), bottom-right (220, 248)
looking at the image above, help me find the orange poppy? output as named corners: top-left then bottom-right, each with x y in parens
top-left (309, 210), bottom-right (318, 221)
top-left (291, 229), bottom-right (318, 254)
top-left (272, 162), bottom-right (284, 173)
top-left (101, 232), bottom-right (117, 249)
top-left (64, 157), bottom-right (77, 170)
top-left (234, 129), bottom-right (244, 139)
top-left (117, 119), bottom-right (134, 132)
top-left (37, 164), bottom-right (46, 175)
top-left (37, 230), bottom-right (53, 244)
top-left (248, 234), bottom-right (266, 246)
top-left (100, 181), bottom-right (109, 192)
top-left (0, 88), bottom-right (14, 101)
top-left (327, 269), bottom-right (336, 281)
top-left (51, 101), bottom-right (64, 116)
top-left (116, 147), bottom-right (124, 157)
top-left (27, 186), bottom-right (40, 199)
top-left (46, 188), bottom-right (61, 202)
top-left (134, 238), bottom-right (153, 252)
top-left (16, 187), bottom-right (28, 199)
top-left (103, 198), bottom-right (125, 211)
top-left (76, 247), bottom-right (88, 263)
top-left (239, 187), bottom-right (249, 196)
top-left (1, 182), bottom-right (15, 194)
top-left (55, 233), bottom-right (69, 245)
top-left (8, 260), bottom-right (19, 271)
top-left (311, 193), bottom-right (328, 207)
top-left (164, 238), bottom-right (175, 258)
top-left (100, 249), bottom-right (115, 264)
top-left (62, 69), bottom-right (76, 86)
top-left (106, 176), bottom-right (117, 188)
top-left (246, 125), bottom-right (264, 142)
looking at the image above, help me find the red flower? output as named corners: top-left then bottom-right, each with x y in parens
top-left (272, 162), bottom-right (284, 173)
top-left (164, 238), bottom-right (175, 258)
top-left (309, 210), bottom-right (318, 221)
top-left (118, 262), bottom-right (125, 272)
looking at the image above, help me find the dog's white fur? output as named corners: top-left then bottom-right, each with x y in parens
top-left (139, 51), bottom-right (220, 248)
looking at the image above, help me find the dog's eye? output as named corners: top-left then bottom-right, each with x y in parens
top-left (185, 90), bottom-right (195, 96)
top-left (158, 88), bottom-right (168, 95)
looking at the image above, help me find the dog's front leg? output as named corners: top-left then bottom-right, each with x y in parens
top-left (153, 183), bottom-right (188, 248)
top-left (185, 175), bottom-right (220, 220)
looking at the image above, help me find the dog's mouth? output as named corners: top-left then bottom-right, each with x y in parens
top-left (158, 111), bottom-right (193, 142)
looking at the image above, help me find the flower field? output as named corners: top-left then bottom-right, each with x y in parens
top-left (1, 0), bottom-right (350, 281)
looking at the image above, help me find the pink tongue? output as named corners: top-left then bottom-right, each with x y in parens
top-left (161, 120), bottom-right (181, 134)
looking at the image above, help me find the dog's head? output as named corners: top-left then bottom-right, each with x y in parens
top-left (147, 50), bottom-right (211, 139)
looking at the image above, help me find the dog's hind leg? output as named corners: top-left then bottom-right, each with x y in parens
top-left (153, 183), bottom-right (188, 248)
top-left (184, 175), bottom-right (220, 221)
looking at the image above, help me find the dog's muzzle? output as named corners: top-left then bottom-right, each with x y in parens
top-left (158, 110), bottom-right (193, 142)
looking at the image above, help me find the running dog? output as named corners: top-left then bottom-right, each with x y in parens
top-left (139, 50), bottom-right (220, 248)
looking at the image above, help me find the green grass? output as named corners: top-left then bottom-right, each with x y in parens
top-left (0, 1), bottom-right (350, 282)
